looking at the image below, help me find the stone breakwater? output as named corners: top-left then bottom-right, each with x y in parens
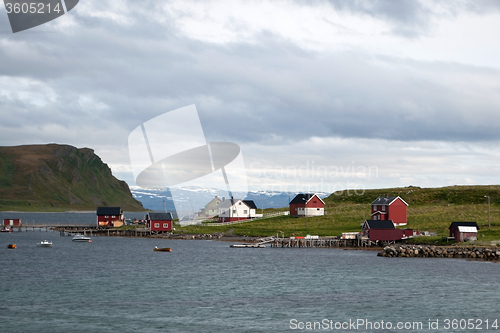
top-left (378, 245), bottom-right (500, 260)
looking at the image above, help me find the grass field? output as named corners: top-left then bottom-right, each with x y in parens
top-left (176, 185), bottom-right (500, 244)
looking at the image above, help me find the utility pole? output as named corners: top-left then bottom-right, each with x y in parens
top-left (484, 196), bottom-right (491, 230)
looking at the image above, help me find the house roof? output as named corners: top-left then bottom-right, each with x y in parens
top-left (218, 199), bottom-right (257, 210)
top-left (371, 196), bottom-right (408, 206)
top-left (290, 193), bottom-right (325, 205)
top-left (147, 212), bottom-right (173, 221)
top-left (363, 220), bottom-right (395, 229)
top-left (96, 207), bottom-right (122, 216)
top-left (449, 222), bottom-right (479, 230)
top-left (204, 196), bottom-right (221, 208)
top-left (242, 200), bottom-right (257, 209)
top-left (218, 199), bottom-right (237, 209)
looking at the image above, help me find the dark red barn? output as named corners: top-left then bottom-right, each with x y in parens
top-left (371, 196), bottom-right (408, 226)
top-left (147, 212), bottom-right (173, 232)
top-left (449, 222), bottom-right (478, 242)
top-left (362, 219), bottom-right (402, 241)
top-left (96, 207), bottom-right (124, 228)
top-left (289, 194), bottom-right (325, 217)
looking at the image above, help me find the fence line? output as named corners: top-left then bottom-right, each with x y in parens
top-left (202, 211), bottom-right (289, 226)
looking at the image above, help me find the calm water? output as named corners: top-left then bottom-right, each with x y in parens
top-left (0, 215), bottom-right (499, 332)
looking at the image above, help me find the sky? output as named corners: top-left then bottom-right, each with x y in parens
top-left (1, 0), bottom-right (500, 195)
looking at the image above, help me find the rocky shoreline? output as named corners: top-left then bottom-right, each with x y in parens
top-left (379, 244), bottom-right (500, 261)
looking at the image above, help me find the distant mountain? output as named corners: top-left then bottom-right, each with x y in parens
top-left (130, 186), bottom-right (329, 217)
top-left (0, 144), bottom-right (144, 211)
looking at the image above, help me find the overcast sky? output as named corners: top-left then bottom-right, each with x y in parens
top-left (1, 0), bottom-right (500, 193)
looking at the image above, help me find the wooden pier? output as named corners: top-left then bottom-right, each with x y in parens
top-left (54, 227), bottom-right (153, 238)
top-left (270, 237), bottom-right (375, 248)
top-left (3, 225), bottom-right (153, 238)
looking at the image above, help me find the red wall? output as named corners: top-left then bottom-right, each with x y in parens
top-left (150, 220), bottom-right (172, 232)
top-left (97, 216), bottom-right (118, 227)
top-left (305, 197), bottom-right (324, 208)
top-left (219, 217), bottom-right (249, 223)
top-left (289, 203), bottom-right (300, 216)
top-left (403, 229), bottom-right (414, 237)
top-left (387, 199), bottom-right (407, 225)
top-left (369, 229), bottom-right (404, 241)
top-left (3, 219), bottom-right (21, 226)
top-left (451, 228), bottom-right (477, 242)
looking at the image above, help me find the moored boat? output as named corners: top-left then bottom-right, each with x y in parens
top-left (154, 246), bottom-right (171, 252)
top-left (7, 244), bottom-right (16, 249)
top-left (72, 234), bottom-right (92, 242)
top-left (1, 228), bottom-right (12, 233)
top-left (37, 240), bottom-right (53, 247)
top-left (230, 244), bottom-right (266, 248)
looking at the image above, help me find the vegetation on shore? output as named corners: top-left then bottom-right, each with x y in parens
top-left (177, 185), bottom-right (500, 245)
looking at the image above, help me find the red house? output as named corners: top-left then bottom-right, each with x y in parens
top-left (146, 212), bottom-right (173, 232)
top-left (449, 222), bottom-right (478, 242)
top-left (371, 196), bottom-right (408, 226)
top-left (3, 219), bottom-right (21, 227)
top-left (289, 194), bottom-right (325, 217)
top-left (96, 207), bottom-right (124, 228)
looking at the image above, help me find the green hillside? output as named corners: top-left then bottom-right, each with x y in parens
top-left (325, 185), bottom-right (500, 206)
top-left (179, 185), bottom-right (500, 243)
top-left (0, 144), bottom-right (145, 211)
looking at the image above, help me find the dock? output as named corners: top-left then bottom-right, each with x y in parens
top-left (270, 237), bottom-right (375, 248)
top-left (2, 225), bottom-right (153, 237)
top-left (54, 227), bottom-right (153, 238)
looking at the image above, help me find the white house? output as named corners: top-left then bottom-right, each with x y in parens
top-left (218, 199), bottom-right (259, 223)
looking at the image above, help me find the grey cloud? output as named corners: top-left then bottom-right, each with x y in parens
top-left (314, 0), bottom-right (500, 38)
top-left (0, 0), bottom-right (499, 153)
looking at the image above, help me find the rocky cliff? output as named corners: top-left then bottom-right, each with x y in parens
top-left (0, 144), bottom-right (144, 211)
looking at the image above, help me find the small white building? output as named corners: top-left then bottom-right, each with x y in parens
top-left (218, 199), bottom-right (259, 223)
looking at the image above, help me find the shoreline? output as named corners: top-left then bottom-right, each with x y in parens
top-left (379, 244), bottom-right (500, 261)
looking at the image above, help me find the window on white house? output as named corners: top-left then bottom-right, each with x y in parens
top-left (243, 210), bottom-right (247, 214)
top-left (232, 209), bottom-right (236, 214)
top-left (317, 208), bottom-right (320, 211)
top-left (239, 202), bottom-right (241, 205)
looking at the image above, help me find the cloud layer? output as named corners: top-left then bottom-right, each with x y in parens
top-left (1, 0), bottom-right (499, 190)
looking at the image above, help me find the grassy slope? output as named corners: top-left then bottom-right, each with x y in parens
top-left (178, 185), bottom-right (500, 243)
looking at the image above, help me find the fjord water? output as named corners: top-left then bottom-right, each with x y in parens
top-left (1, 217), bottom-right (499, 332)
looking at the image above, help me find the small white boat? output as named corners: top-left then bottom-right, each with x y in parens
top-left (72, 234), bottom-right (92, 242)
top-left (230, 244), bottom-right (266, 248)
top-left (37, 240), bottom-right (52, 247)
